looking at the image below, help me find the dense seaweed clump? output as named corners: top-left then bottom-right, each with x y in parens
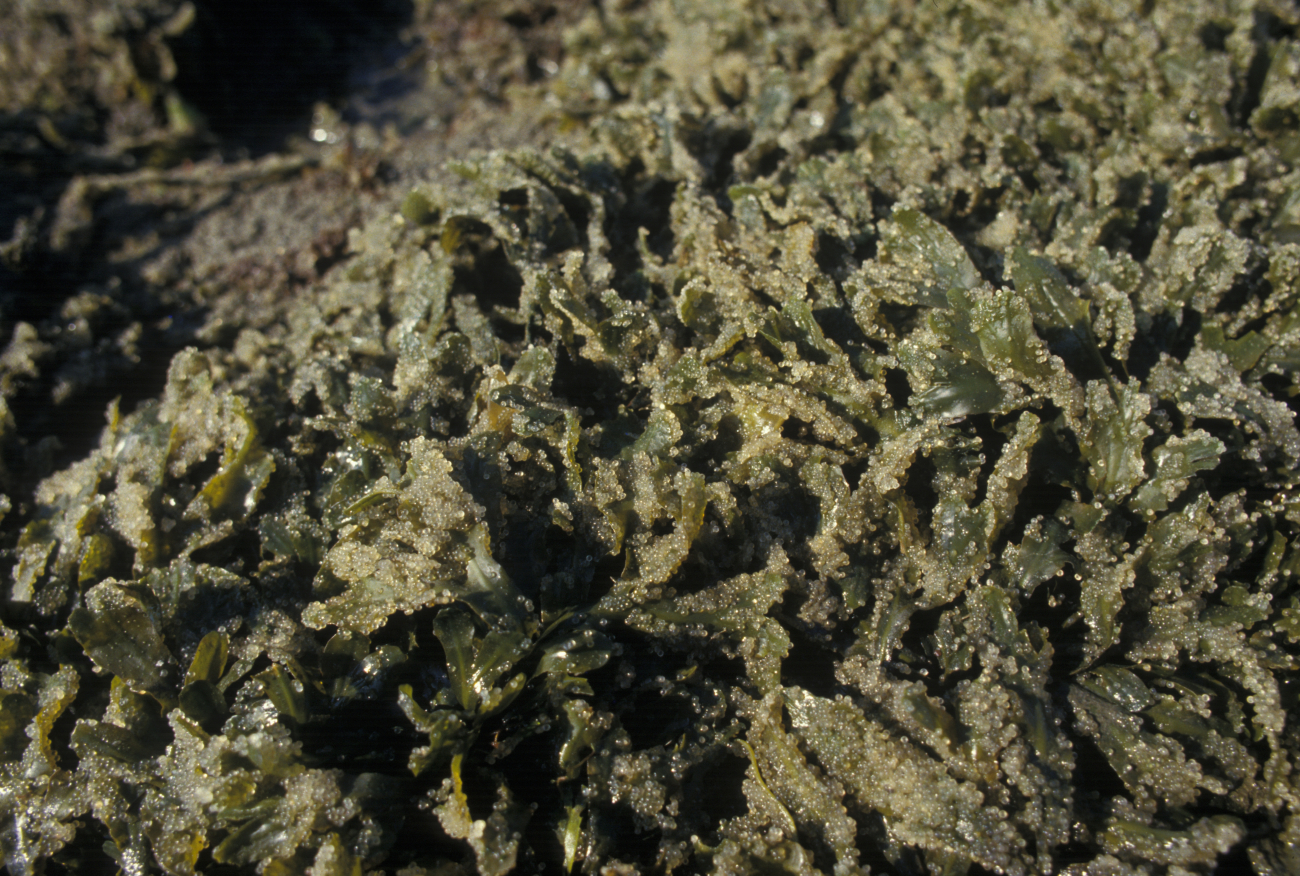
top-left (5, 0), bottom-right (1300, 873)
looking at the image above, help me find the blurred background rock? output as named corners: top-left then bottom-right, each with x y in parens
top-left (0, 0), bottom-right (589, 486)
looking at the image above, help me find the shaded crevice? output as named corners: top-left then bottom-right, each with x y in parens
top-left (169, 0), bottom-right (413, 152)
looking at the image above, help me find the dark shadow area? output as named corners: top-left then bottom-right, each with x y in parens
top-left (780, 619), bottom-right (841, 699)
top-left (698, 749), bottom-right (750, 825)
top-left (883, 366), bottom-right (913, 409)
top-left (169, 0), bottom-right (413, 153)
top-left (1126, 309), bottom-right (1199, 381)
top-left (1230, 10), bottom-right (1287, 129)
top-left (448, 218), bottom-right (526, 312)
top-left (46, 822), bottom-right (122, 876)
top-left (4, 308), bottom-right (204, 479)
top-left (813, 233), bottom-right (861, 284)
top-left (1129, 181), bottom-right (1168, 263)
top-left (1069, 731), bottom-right (1130, 802)
top-left (902, 450), bottom-right (938, 537)
top-left (551, 342), bottom-right (627, 423)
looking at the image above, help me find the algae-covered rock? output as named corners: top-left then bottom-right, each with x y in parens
top-left (3, 0), bottom-right (1300, 873)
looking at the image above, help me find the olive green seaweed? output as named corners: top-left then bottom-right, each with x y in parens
top-left (3, 0), bottom-right (1300, 873)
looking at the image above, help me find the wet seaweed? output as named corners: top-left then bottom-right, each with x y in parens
top-left (4, 0), bottom-right (1300, 874)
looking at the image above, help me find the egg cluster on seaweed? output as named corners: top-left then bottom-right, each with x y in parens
top-left (3, 0), bottom-right (1300, 874)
